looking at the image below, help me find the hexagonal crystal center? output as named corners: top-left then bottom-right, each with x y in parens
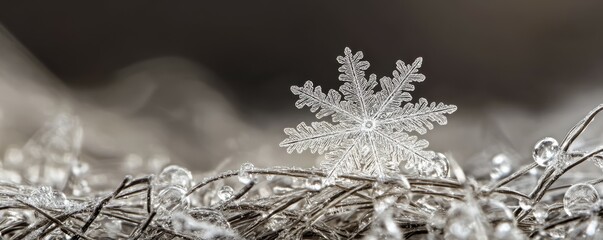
top-left (362, 120), bottom-right (376, 131)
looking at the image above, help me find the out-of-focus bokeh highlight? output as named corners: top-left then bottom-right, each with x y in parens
top-left (1, 1), bottom-right (603, 183)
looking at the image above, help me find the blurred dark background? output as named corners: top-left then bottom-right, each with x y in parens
top-left (1, 1), bottom-right (603, 174)
top-left (3, 2), bottom-right (603, 117)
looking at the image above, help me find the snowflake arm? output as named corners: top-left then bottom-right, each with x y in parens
top-left (374, 130), bottom-right (434, 169)
top-left (337, 47), bottom-right (378, 118)
top-left (322, 140), bottom-right (363, 179)
top-left (379, 98), bottom-right (457, 134)
top-left (279, 122), bottom-right (360, 154)
top-left (364, 133), bottom-right (387, 177)
top-left (372, 58), bottom-right (425, 119)
top-left (291, 81), bottom-right (362, 123)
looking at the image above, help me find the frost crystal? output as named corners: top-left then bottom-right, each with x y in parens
top-left (280, 48), bottom-right (456, 180)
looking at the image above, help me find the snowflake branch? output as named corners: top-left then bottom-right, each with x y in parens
top-left (371, 58), bottom-right (424, 119)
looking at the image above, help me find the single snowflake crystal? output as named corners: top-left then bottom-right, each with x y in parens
top-left (280, 48), bottom-right (456, 180)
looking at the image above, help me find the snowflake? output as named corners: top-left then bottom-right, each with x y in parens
top-left (280, 48), bottom-right (456, 180)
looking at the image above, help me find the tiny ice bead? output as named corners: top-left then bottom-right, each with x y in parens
top-left (563, 183), bottom-right (599, 216)
top-left (238, 162), bottom-right (255, 184)
top-left (532, 137), bottom-right (560, 167)
top-left (156, 165), bottom-right (193, 190)
top-left (218, 185), bottom-right (234, 201)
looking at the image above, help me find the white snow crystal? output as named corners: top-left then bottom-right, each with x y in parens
top-left (280, 48), bottom-right (456, 180)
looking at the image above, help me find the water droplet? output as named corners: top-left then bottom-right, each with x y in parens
top-left (218, 185), bottom-right (234, 201)
top-left (490, 153), bottom-right (512, 180)
top-left (156, 165), bottom-right (193, 190)
top-left (428, 153), bottom-right (449, 178)
top-left (305, 176), bottom-right (323, 191)
top-left (533, 137), bottom-right (559, 167)
top-left (533, 204), bottom-right (548, 224)
top-left (238, 162), bottom-right (255, 184)
top-left (519, 198), bottom-right (533, 210)
top-left (155, 186), bottom-right (189, 213)
top-left (564, 183), bottom-right (599, 216)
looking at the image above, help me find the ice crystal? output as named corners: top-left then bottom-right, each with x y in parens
top-left (280, 48), bottom-right (456, 179)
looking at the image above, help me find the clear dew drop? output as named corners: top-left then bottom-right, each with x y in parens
top-left (427, 153), bottom-right (449, 178)
top-left (305, 176), bottom-right (323, 191)
top-left (490, 153), bottom-right (512, 180)
top-left (156, 165), bottom-right (193, 190)
top-left (563, 183), bottom-right (599, 217)
top-left (532, 137), bottom-right (560, 167)
top-left (238, 162), bottom-right (255, 184)
top-left (218, 185), bottom-right (234, 201)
